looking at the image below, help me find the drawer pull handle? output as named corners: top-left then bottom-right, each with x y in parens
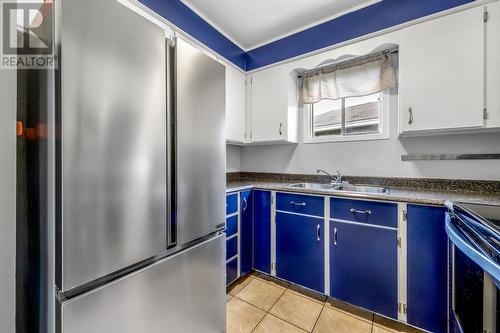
top-left (316, 224), bottom-right (321, 241)
top-left (350, 208), bottom-right (372, 215)
top-left (333, 227), bottom-right (338, 246)
top-left (291, 201), bottom-right (306, 207)
top-left (242, 197), bottom-right (248, 211)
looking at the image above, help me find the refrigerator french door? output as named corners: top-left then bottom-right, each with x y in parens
top-left (56, 0), bottom-right (226, 331)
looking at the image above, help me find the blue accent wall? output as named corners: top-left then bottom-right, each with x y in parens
top-left (245, 0), bottom-right (475, 70)
top-left (140, 0), bottom-right (475, 71)
top-left (138, 0), bottom-right (246, 70)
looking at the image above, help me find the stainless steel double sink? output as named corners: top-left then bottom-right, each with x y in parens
top-left (287, 183), bottom-right (388, 194)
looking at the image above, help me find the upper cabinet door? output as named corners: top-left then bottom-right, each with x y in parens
top-left (250, 66), bottom-right (298, 143)
top-left (399, 6), bottom-right (485, 134)
top-left (485, 2), bottom-right (500, 128)
top-left (225, 66), bottom-right (247, 143)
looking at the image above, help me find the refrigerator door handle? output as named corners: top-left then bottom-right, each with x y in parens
top-left (166, 38), bottom-right (176, 249)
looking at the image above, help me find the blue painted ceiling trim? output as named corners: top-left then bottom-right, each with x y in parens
top-left (245, 0), bottom-right (475, 71)
top-left (138, 0), bottom-right (246, 70)
top-left (139, 0), bottom-right (475, 72)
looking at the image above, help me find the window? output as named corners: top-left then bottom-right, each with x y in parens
top-left (299, 48), bottom-right (397, 143)
top-left (304, 91), bottom-right (391, 143)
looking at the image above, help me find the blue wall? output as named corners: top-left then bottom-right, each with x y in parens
top-left (138, 0), bottom-right (246, 70)
top-left (140, 0), bottom-right (475, 71)
top-left (245, 0), bottom-right (474, 70)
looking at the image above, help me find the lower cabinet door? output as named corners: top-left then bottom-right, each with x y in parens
top-left (240, 190), bottom-right (253, 276)
top-left (226, 257), bottom-right (238, 286)
top-left (276, 212), bottom-right (324, 292)
top-left (407, 205), bottom-right (447, 333)
top-left (253, 190), bottom-right (271, 274)
top-left (330, 221), bottom-right (397, 319)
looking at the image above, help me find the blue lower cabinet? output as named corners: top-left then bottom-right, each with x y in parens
top-left (226, 193), bottom-right (238, 215)
top-left (276, 212), bottom-right (324, 292)
top-left (240, 190), bottom-right (253, 276)
top-left (253, 190), bottom-right (271, 274)
top-left (226, 236), bottom-right (238, 260)
top-left (226, 257), bottom-right (238, 285)
top-left (407, 205), bottom-right (447, 333)
top-left (330, 220), bottom-right (397, 319)
top-left (226, 214), bottom-right (238, 237)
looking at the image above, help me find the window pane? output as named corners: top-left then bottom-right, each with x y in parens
top-left (312, 99), bottom-right (342, 137)
top-left (344, 93), bottom-right (381, 135)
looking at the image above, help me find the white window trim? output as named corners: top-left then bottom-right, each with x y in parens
top-left (303, 90), bottom-right (391, 144)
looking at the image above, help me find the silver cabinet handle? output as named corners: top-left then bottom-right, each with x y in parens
top-left (333, 227), bottom-right (338, 246)
top-left (408, 107), bottom-right (414, 125)
top-left (317, 224), bottom-right (321, 241)
top-left (242, 197), bottom-right (247, 211)
top-left (290, 201), bottom-right (306, 207)
top-left (279, 123), bottom-right (283, 135)
top-left (350, 208), bottom-right (372, 215)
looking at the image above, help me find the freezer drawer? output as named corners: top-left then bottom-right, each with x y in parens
top-left (58, 235), bottom-right (225, 333)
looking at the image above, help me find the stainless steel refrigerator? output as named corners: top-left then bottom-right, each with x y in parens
top-left (55, 0), bottom-right (226, 332)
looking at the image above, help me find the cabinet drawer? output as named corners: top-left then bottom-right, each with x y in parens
top-left (226, 193), bottom-right (238, 215)
top-left (276, 192), bottom-right (324, 217)
top-left (226, 215), bottom-right (238, 237)
top-left (226, 236), bottom-right (238, 260)
top-left (226, 257), bottom-right (238, 285)
top-left (330, 198), bottom-right (397, 228)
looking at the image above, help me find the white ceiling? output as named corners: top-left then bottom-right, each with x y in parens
top-left (181, 0), bottom-right (380, 50)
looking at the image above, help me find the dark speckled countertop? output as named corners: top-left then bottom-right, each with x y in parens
top-left (226, 173), bottom-right (500, 206)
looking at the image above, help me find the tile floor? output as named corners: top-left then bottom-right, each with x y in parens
top-left (226, 272), bottom-right (425, 333)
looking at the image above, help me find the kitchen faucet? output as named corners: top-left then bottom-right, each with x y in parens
top-left (317, 169), bottom-right (342, 186)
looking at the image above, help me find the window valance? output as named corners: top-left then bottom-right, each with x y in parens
top-left (299, 51), bottom-right (397, 104)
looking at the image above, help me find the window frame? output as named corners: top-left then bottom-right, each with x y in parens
top-left (303, 90), bottom-right (391, 144)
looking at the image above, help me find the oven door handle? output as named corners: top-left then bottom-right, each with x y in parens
top-left (446, 213), bottom-right (500, 287)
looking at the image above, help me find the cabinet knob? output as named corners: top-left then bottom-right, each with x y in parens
top-left (408, 107), bottom-right (414, 125)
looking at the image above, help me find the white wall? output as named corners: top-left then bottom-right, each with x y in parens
top-left (240, 90), bottom-right (500, 180)
top-left (237, 27), bottom-right (500, 181)
top-left (226, 144), bottom-right (242, 172)
top-left (0, 68), bottom-right (16, 331)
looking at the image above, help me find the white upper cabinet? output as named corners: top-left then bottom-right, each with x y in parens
top-left (249, 66), bottom-right (298, 143)
top-left (225, 65), bottom-right (247, 144)
top-left (485, 1), bottom-right (500, 129)
top-left (399, 6), bottom-right (485, 135)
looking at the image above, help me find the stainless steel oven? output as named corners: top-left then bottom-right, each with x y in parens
top-left (446, 202), bottom-right (500, 333)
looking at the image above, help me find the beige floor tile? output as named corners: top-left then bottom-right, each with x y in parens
top-left (228, 274), bottom-right (254, 296)
top-left (226, 297), bottom-right (266, 333)
top-left (235, 278), bottom-right (285, 311)
top-left (253, 314), bottom-right (308, 333)
top-left (372, 315), bottom-right (425, 333)
top-left (313, 306), bottom-right (372, 333)
top-left (226, 293), bottom-right (233, 302)
top-left (269, 290), bottom-right (324, 332)
top-left (288, 284), bottom-right (327, 304)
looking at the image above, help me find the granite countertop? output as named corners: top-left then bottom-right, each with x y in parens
top-left (226, 179), bottom-right (500, 206)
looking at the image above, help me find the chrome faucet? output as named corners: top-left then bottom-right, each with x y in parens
top-left (317, 169), bottom-right (342, 186)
